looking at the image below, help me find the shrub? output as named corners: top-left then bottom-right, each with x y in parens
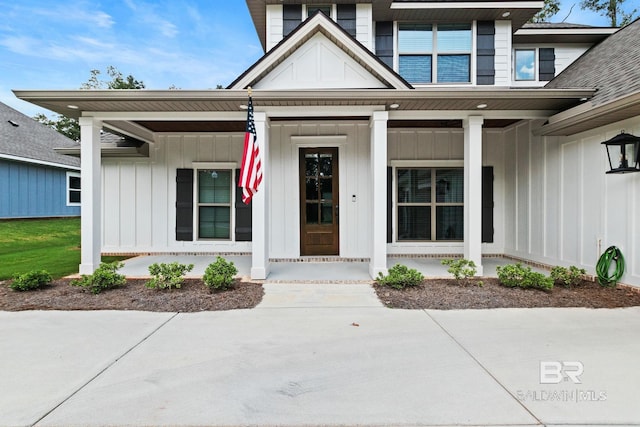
top-left (496, 263), bottom-right (553, 291)
top-left (441, 258), bottom-right (477, 284)
top-left (146, 262), bottom-right (194, 290)
top-left (550, 265), bottom-right (586, 287)
top-left (71, 262), bottom-right (126, 294)
top-left (377, 264), bottom-right (424, 289)
top-left (10, 270), bottom-right (53, 291)
top-left (203, 257), bottom-right (238, 291)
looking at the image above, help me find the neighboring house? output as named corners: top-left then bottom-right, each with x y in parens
top-left (0, 101), bottom-right (80, 219)
top-left (13, 2), bottom-right (640, 286)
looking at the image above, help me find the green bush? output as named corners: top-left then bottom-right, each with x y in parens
top-left (496, 263), bottom-right (553, 291)
top-left (146, 262), bottom-right (194, 290)
top-left (441, 258), bottom-right (477, 283)
top-left (550, 265), bottom-right (586, 287)
top-left (71, 261), bottom-right (126, 294)
top-left (377, 264), bottom-right (424, 289)
top-left (10, 270), bottom-right (53, 291)
top-left (203, 257), bottom-right (238, 291)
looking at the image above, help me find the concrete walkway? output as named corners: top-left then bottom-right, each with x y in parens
top-left (2, 285), bottom-right (639, 427)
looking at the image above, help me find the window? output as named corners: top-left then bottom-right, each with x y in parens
top-left (197, 169), bottom-right (231, 240)
top-left (307, 4), bottom-right (332, 18)
top-left (514, 49), bottom-right (535, 81)
top-left (66, 172), bottom-right (81, 206)
top-left (397, 168), bottom-right (463, 241)
top-left (398, 23), bottom-right (471, 84)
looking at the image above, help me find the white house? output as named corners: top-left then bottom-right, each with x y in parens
top-left (13, 1), bottom-right (640, 286)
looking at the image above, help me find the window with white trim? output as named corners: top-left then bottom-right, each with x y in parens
top-left (306, 4), bottom-right (332, 18)
top-left (397, 168), bottom-right (464, 241)
top-left (196, 169), bottom-right (232, 240)
top-left (514, 49), bottom-right (536, 81)
top-left (66, 172), bottom-right (81, 206)
top-left (398, 23), bottom-right (472, 84)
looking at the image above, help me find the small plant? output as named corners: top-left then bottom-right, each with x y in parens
top-left (550, 265), bottom-right (586, 287)
top-left (377, 264), bottom-right (424, 289)
top-left (203, 257), bottom-right (238, 291)
top-left (146, 262), bottom-right (194, 290)
top-left (496, 263), bottom-right (553, 291)
top-left (71, 261), bottom-right (126, 294)
top-left (441, 258), bottom-right (477, 284)
top-left (10, 270), bottom-right (53, 291)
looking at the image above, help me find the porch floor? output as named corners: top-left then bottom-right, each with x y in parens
top-left (116, 255), bottom-right (547, 282)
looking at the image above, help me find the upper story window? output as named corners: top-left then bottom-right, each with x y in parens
top-left (307, 5), bottom-right (332, 17)
top-left (514, 49), bottom-right (535, 81)
top-left (398, 23), bottom-right (472, 84)
top-left (514, 47), bottom-right (555, 82)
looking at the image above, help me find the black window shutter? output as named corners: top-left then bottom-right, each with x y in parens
top-left (376, 22), bottom-right (394, 69)
top-left (283, 4), bottom-right (302, 37)
top-left (539, 48), bottom-right (555, 81)
top-left (176, 169), bottom-right (194, 241)
top-left (235, 169), bottom-right (252, 241)
top-left (481, 166), bottom-right (494, 243)
top-left (476, 21), bottom-right (495, 85)
top-left (387, 166), bottom-right (393, 243)
top-left (337, 4), bottom-right (357, 37)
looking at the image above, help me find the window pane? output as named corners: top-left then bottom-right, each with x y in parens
top-left (436, 206), bottom-right (463, 240)
top-left (198, 170), bottom-right (231, 204)
top-left (398, 206), bottom-right (431, 240)
top-left (306, 203), bottom-right (319, 225)
top-left (69, 176), bottom-right (81, 189)
top-left (320, 178), bottom-right (332, 201)
top-left (319, 153), bottom-right (333, 176)
top-left (199, 206), bottom-right (230, 239)
top-left (515, 49), bottom-right (535, 81)
top-left (69, 190), bottom-right (81, 204)
top-left (305, 153), bottom-right (318, 177)
top-left (398, 24), bottom-right (433, 53)
top-left (399, 55), bottom-right (432, 83)
top-left (437, 55), bottom-right (470, 83)
top-left (437, 24), bottom-right (471, 52)
top-left (308, 5), bottom-right (331, 17)
top-left (435, 169), bottom-right (464, 203)
top-left (321, 202), bottom-right (333, 224)
top-left (305, 178), bottom-right (319, 201)
top-left (397, 169), bottom-right (431, 203)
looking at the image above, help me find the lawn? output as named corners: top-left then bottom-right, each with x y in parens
top-left (0, 218), bottom-right (127, 280)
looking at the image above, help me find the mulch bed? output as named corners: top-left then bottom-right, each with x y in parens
top-left (0, 278), bottom-right (264, 312)
top-left (373, 278), bottom-right (640, 310)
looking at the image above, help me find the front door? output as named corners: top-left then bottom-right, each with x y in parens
top-left (300, 147), bottom-right (339, 255)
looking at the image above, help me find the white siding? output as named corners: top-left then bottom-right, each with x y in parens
top-left (356, 4), bottom-right (373, 50)
top-left (494, 20), bottom-right (512, 86)
top-left (503, 116), bottom-right (640, 286)
top-left (266, 4), bottom-right (283, 51)
top-left (102, 133), bottom-right (250, 254)
top-left (554, 44), bottom-right (591, 75)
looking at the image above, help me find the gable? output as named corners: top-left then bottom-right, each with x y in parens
top-left (253, 32), bottom-right (387, 90)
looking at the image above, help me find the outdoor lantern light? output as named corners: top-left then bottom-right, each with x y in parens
top-left (601, 132), bottom-right (640, 174)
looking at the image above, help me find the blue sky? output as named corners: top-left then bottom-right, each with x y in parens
top-left (0, 0), bottom-right (632, 118)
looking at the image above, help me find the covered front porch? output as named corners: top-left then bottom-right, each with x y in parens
top-left (115, 254), bottom-right (547, 282)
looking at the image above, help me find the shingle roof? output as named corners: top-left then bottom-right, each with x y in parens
top-left (545, 19), bottom-right (640, 106)
top-left (0, 102), bottom-right (80, 168)
top-left (521, 22), bottom-right (597, 29)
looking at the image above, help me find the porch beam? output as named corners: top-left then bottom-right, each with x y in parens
top-left (369, 111), bottom-right (389, 278)
top-left (463, 116), bottom-right (484, 276)
top-left (78, 117), bottom-right (102, 274)
top-left (251, 112), bottom-right (270, 280)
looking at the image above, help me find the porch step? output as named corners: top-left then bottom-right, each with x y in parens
top-left (257, 283), bottom-right (384, 308)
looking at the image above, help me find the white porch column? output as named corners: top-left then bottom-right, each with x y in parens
top-left (463, 116), bottom-right (484, 276)
top-left (251, 112), bottom-right (270, 280)
top-left (78, 117), bottom-right (102, 274)
top-left (370, 111), bottom-right (388, 278)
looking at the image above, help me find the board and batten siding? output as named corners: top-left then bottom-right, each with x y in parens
top-left (269, 121), bottom-right (372, 258)
top-left (503, 117), bottom-right (640, 286)
top-left (0, 159), bottom-right (80, 218)
top-left (101, 133), bottom-right (250, 254)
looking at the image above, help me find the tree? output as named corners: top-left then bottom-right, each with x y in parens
top-left (35, 66), bottom-right (145, 140)
top-left (531, 0), bottom-right (561, 22)
top-left (580, 0), bottom-right (637, 26)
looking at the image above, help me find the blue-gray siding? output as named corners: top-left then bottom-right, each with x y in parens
top-left (0, 159), bottom-right (80, 218)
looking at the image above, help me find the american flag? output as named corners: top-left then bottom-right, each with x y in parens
top-left (239, 96), bottom-right (262, 204)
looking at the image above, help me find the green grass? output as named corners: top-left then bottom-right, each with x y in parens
top-left (0, 218), bottom-right (129, 280)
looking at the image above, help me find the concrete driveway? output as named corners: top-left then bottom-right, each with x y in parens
top-left (1, 284), bottom-right (639, 426)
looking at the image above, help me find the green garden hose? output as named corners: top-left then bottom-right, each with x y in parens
top-left (596, 246), bottom-right (625, 286)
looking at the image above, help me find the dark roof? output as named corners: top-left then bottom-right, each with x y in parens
top-left (0, 102), bottom-right (80, 168)
top-left (545, 19), bottom-right (640, 106)
top-left (522, 22), bottom-right (598, 29)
